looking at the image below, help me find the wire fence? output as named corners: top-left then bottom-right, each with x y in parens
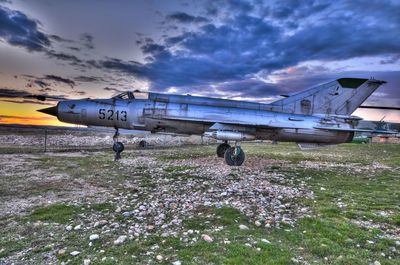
top-left (0, 126), bottom-right (216, 154)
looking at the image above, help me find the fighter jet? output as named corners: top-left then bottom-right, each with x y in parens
top-left (36, 77), bottom-right (392, 165)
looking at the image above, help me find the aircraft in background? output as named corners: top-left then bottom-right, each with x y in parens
top-left (35, 78), bottom-right (397, 165)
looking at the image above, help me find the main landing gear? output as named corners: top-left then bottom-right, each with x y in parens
top-left (216, 141), bottom-right (230, 157)
top-left (113, 128), bottom-right (124, 161)
top-left (216, 141), bottom-right (245, 166)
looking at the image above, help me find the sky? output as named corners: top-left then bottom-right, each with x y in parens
top-left (0, 0), bottom-right (399, 126)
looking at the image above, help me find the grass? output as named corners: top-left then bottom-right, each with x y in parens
top-left (1, 142), bottom-right (399, 264)
top-left (29, 203), bottom-right (83, 224)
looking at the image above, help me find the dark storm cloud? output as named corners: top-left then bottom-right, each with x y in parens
top-left (166, 12), bottom-right (208, 23)
top-left (89, 0), bottom-right (400, 100)
top-left (44, 75), bottom-right (75, 88)
top-left (0, 6), bottom-right (51, 51)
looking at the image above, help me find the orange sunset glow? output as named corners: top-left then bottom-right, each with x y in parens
top-left (0, 100), bottom-right (69, 126)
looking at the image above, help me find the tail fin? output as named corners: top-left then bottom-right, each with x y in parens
top-left (269, 78), bottom-right (386, 115)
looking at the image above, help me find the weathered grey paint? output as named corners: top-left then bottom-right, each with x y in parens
top-left (52, 78), bottom-right (385, 145)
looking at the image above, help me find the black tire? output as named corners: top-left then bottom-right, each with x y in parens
top-left (138, 140), bottom-right (147, 148)
top-left (113, 142), bottom-right (124, 153)
top-left (224, 147), bottom-right (245, 166)
top-left (217, 143), bottom-right (231, 158)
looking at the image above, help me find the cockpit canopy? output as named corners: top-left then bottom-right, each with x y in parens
top-left (112, 91), bottom-right (149, 100)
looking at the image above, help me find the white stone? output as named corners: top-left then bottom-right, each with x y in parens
top-left (70, 251), bottom-right (80, 256)
top-left (115, 207), bottom-right (121, 213)
top-left (202, 234), bottom-right (213, 242)
top-left (373, 261), bottom-right (381, 265)
top-left (239, 224), bottom-right (249, 230)
top-left (73, 224), bottom-right (81, 230)
top-left (156, 255), bottom-right (163, 261)
top-left (172, 261), bottom-right (182, 265)
top-left (114, 235), bottom-right (127, 245)
top-left (83, 259), bottom-right (91, 265)
top-left (261, 239), bottom-right (271, 244)
top-left (255, 221), bottom-right (261, 227)
top-left (65, 225), bottom-right (72, 231)
top-left (89, 234), bottom-right (99, 241)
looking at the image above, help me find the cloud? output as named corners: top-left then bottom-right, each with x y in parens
top-left (0, 114), bottom-right (55, 121)
top-left (103, 87), bottom-right (123, 93)
top-left (46, 50), bottom-right (83, 65)
top-left (49, 34), bottom-right (73, 43)
top-left (0, 6), bottom-right (51, 51)
top-left (88, 0), bottom-right (400, 104)
top-left (79, 33), bottom-right (94, 49)
top-left (166, 12), bottom-right (209, 23)
top-left (44, 75), bottom-right (75, 88)
top-left (0, 87), bottom-right (68, 101)
top-left (0, 98), bottom-right (53, 105)
top-left (34, 80), bottom-right (50, 88)
top-left (380, 54), bottom-right (400, 65)
top-left (0, 87), bottom-right (31, 98)
top-left (74, 76), bottom-right (105, 83)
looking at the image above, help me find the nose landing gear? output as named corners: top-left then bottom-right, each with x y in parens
top-left (113, 128), bottom-right (124, 160)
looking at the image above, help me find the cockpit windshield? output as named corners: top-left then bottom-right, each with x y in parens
top-left (113, 91), bottom-right (149, 100)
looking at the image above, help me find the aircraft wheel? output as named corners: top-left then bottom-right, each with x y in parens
top-left (224, 146), bottom-right (245, 166)
top-left (217, 143), bottom-right (231, 158)
top-left (138, 140), bottom-right (147, 148)
top-left (113, 142), bottom-right (125, 153)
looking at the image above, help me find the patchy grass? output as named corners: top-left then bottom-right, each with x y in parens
top-left (29, 203), bottom-right (83, 224)
top-left (1, 142), bottom-right (399, 264)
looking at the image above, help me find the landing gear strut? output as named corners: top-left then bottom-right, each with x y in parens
top-left (224, 142), bottom-right (245, 166)
top-left (113, 128), bottom-right (124, 160)
top-left (216, 141), bottom-right (231, 158)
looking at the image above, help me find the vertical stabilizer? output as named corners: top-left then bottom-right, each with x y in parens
top-left (269, 78), bottom-right (386, 115)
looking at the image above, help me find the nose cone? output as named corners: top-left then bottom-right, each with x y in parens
top-left (38, 106), bottom-right (58, 117)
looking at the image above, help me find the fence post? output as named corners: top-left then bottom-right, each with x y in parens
top-left (44, 129), bottom-right (47, 153)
